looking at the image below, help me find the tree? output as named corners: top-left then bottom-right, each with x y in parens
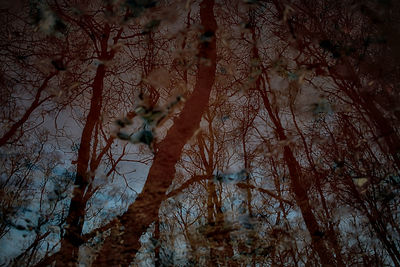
top-left (1, 0), bottom-right (399, 266)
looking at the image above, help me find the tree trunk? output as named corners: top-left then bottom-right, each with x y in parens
top-left (260, 88), bottom-right (336, 266)
top-left (93, 1), bottom-right (217, 265)
top-left (56, 63), bottom-right (106, 267)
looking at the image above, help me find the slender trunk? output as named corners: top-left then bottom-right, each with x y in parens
top-left (207, 179), bottom-right (218, 266)
top-left (282, 146), bottom-right (335, 266)
top-left (56, 63), bottom-right (106, 266)
top-left (242, 129), bottom-right (257, 266)
top-left (55, 22), bottom-right (112, 266)
top-left (290, 104), bottom-right (345, 266)
top-left (259, 88), bottom-right (336, 266)
top-left (93, 1), bottom-right (217, 265)
top-left (206, 179), bottom-right (237, 266)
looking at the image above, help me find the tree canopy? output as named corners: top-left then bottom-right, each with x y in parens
top-left (1, 0), bottom-right (400, 266)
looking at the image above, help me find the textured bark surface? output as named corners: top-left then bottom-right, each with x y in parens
top-left (93, 1), bottom-right (217, 265)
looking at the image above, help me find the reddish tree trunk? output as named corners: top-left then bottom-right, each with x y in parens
top-left (93, 1), bottom-right (217, 266)
top-left (56, 63), bottom-right (106, 266)
top-left (260, 89), bottom-right (336, 266)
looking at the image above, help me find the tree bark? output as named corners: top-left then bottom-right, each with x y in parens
top-left (93, 1), bottom-right (217, 265)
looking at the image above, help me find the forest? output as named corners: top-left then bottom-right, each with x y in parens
top-left (0, 0), bottom-right (399, 266)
